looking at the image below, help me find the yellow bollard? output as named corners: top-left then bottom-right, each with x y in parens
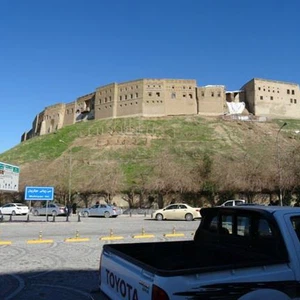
top-left (164, 226), bottom-right (185, 238)
top-left (65, 230), bottom-right (89, 243)
top-left (27, 231), bottom-right (53, 244)
top-left (100, 229), bottom-right (123, 241)
top-left (0, 230), bottom-right (12, 245)
top-left (132, 227), bottom-right (155, 239)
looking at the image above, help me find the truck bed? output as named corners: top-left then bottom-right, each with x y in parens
top-left (104, 238), bottom-right (286, 276)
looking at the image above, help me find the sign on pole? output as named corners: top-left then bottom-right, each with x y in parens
top-left (25, 186), bottom-right (54, 201)
top-left (0, 161), bottom-right (20, 192)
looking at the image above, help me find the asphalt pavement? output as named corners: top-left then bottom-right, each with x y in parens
top-left (0, 214), bottom-right (199, 300)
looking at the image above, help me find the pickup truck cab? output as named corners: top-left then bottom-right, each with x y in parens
top-left (99, 206), bottom-right (300, 299)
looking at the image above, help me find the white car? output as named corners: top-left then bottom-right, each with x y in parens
top-left (220, 199), bottom-right (246, 206)
top-left (0, 203), bottom-right (29, 215)
top-left (153, 203), bottom-right (201, 221)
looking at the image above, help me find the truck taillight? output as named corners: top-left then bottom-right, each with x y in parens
top-left (152, 284), bottom-right (169, 300)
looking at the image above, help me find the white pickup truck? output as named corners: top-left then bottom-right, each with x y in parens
top-left (98, 206), bottom-right (300, 300)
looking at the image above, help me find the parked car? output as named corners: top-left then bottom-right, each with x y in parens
top-left (32, 203), bottom-right (67, 216)
top-left (0, 203), bottom-right (29, 215)
top-left (220, 199), bottom-right (246, 206)
top-left (153, 203), bottom-right (201, 221)
top-left (81, 203), bottom-right (123, 218)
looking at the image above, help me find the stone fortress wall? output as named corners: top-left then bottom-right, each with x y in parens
top-left (21, 77), bottom-right (300, 142)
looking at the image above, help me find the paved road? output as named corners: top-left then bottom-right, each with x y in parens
top-left (0, 214), bottom-right (200, 299)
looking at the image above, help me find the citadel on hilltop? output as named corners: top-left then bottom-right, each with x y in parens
top-left (21, 77), bottom-right (300, 142)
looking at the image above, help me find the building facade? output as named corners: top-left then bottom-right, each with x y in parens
top-left (21, 77), bottom-right (300, 142)
top-left (242, 78), bottom-right (300, 118)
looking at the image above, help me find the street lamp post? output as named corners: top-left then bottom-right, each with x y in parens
top-left (59, 140), bottom-right (72, 206)
top-left (276, 122), bottom-right (287, 206)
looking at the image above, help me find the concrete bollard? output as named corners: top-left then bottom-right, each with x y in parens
top-left (53, 215), bottom-right (56, 222)
top-left (46, 215), bottom-right (49, 222)
top-left (130, 211), bottom-right (132, 217)
top-left (26, 214), bottom-right (30, 222)
top-left (0, 214), bottom-right (3, 222)
top-left (66, 214), bottom-right (69, 222)
top-left (77, 213), bottom-right (81, 222)
top-left (9, 214), bottom-right (12, 222)
top-left (144, 212), bottom-right (146, 217)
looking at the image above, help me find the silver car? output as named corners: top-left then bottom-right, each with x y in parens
top-left (81, 204), bottom-right (122, 218)
top-left (32, 203), bottom-right (67, 216)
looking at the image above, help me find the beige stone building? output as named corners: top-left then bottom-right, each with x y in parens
top-left (242, 78), bottom-right (300, 118)
top-left (197, 85), bottom-right (226, 115)
top-left (21, 77), bottom-right (300, 142)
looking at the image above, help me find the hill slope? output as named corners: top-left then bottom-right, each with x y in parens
top-left (1, 116), bottom-right (300, 205)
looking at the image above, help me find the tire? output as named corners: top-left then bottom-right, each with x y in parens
top-left (52, 210), bottom-right (57, 217)
top-left (33, 210), bottom-right (39, 216)
top-left (104, 211), bottom-right (110, 218)
top-left (185, 213), bottom-right (193, 221)
top-left (11, 211), bottom-right (16, 216)
top-left (83, 211), bottom-right (89, 218)
top-left (156, 213), bottom-right (163, 221)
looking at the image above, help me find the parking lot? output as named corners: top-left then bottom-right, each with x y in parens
top-left (0, 214), bottom-right (200, 299)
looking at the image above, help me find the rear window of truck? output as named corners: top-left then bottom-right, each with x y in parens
top-left (291, 216), bottom-right (300, 242)
top-left (196, 209), bottom-right (288, 261)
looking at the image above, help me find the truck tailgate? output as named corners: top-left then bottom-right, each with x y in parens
top-left (100, 246), bottom-right (156, 300)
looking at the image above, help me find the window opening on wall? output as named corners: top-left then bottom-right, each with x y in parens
top-left (201, 92), bottom-right (205, 97)
top-left (217, 92), bottom-right (221, 97)
top-left (125, 95), bottom-right (128, 100)
top-left (171, 92), bottom-right (176, 99)
top-left (156, 92), bottom-right (160, 97)
top-left (294, 99), bottom-right (297, 104)
top-left (183, 94), bottom-right (186, 98)
top-left (136, 93), bottom-right (138, 98)
top-left (148, 92), bottom-right (152, 97)
top-left (290, 99), bottom-right (293, 103)
top-left (131, 94), bottom-right (133, 99)
top-left (120, 96), bottom-right (122, 101)
top-left (189, 94), bottom-right (193, 99)
top-left (292, 90), bottom-right (295, 95)
top-left (211, 92), bottom-right (214, 97)
top-left (260, 96), bottom-right (263, 100)
top-left (287, 89), bottom-right (290, 94)
top-left (258, 87), bottom-right (261, 90)
top-left (270, 96), bottom-right (273, 100)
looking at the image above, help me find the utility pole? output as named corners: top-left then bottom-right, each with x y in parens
top-left (276, 122), bottom-right (287, 206)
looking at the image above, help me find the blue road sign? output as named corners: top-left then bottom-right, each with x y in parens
top-left (25, 186), bottom-right (54, 200)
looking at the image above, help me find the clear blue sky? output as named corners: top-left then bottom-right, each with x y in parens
top-left (1, 0), bottom-right (299, 154)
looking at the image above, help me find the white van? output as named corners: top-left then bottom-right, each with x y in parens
top-left (220, 199), bottom-right (246, 206)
